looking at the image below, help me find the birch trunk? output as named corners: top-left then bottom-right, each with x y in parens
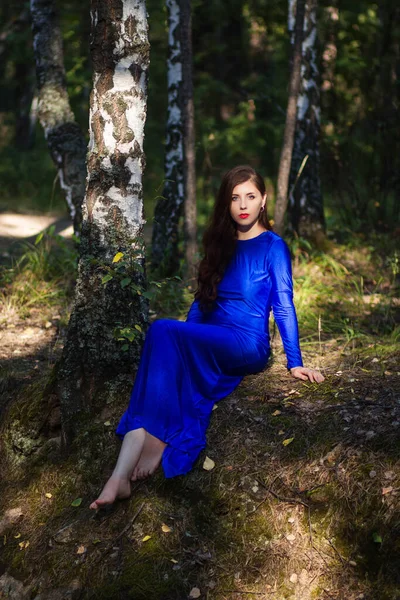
top-left (30, 0), bottom-right (87, 234)
top-left (151, 0), bottom-right (184, 274)
top-left (181, 0), bottom-right (197, 282)
top-left (57, 0), bottom-right (150, 446)
top-left (288, 0), bottom-right (325, 241)
top-left (273, 0), bottom-right (306, 237)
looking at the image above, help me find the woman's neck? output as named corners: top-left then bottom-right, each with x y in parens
top-left (236, 223), bottom-right (267, 240)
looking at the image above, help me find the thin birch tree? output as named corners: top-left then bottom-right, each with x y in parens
top-left (181, 0), bottom-right (197, 282)
top-left (151, 0), bottom-right (184, 275)
top-left (151, 0), bottom-right (196, 279)
top-left (56, 0), bottom-right (150, 446)
top-left (273, 0), bottom-right (306, 237)
top-left (288, 0), bottom-right (325, 241)
top-left (31, 0), bottom-right (87, 234)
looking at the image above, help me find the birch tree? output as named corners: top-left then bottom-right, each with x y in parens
top-left (57, 0), bottom-right (150, 446)
top-left (181, 0), bottom-right (197, 282)
top-left (288, 0), bottom-right (325, 241)
top-left (274, 0), bottom-right (306, 237)
top-left (31, 0), bottom-right (87, 234)
top-left (151, 0), bottom-right (196, 278)
top-left (151, 0), bottom-right (184, 274)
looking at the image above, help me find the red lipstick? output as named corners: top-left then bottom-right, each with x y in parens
top-left (239, 214), bottom-right (249, 219)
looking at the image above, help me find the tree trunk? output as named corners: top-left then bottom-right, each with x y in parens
top-left (181, 0), bottom-right (197, 282)
top-left (30, 0), bottom-right (87, 234)
top-left (273, 0), bottom-right (306, 237)
top-left (288, 0), bottom-right (325, 242)
top-left (56, 0), bottom-right (150, 447)
top-left (151, 0), bottom-right (184, 275)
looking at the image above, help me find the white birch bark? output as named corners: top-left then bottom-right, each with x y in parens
top-left (57, 0), bottom-right (150, 446)
top-left (151, 0), bottom-right (185, 273)
top-left (288, 0), bottom-right (325, 240)
top-left (30, 0), bottom-right (87, 233)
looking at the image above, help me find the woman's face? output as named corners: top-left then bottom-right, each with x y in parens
top-left (229, 179), bottom-right (266, 233)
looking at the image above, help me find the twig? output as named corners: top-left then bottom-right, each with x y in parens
top-left (223, 592), bottom-right (266, 596)
top-left (256, 478), bottom-right (310, 508)
top-left (111, 502), bottom-right (145, 545)
top-left (325, 537), bottom-right (346, 565)
top-left (93, 502), bottom-right (145, 560)
top-left (308, 506), bottom-right (313, 547)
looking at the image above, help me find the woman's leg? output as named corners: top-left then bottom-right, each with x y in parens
top-left (89, 428), bottom-right (146, 509)
top-left (131, 431), bottom-right (167, 480)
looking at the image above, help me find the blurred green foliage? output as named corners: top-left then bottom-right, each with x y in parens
top-left (0, 0), bottom-right (398, 231)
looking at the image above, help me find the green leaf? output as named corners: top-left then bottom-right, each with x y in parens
top-left (121, 344), bottom-right (129, 351)
top-left (71, 498), bottom-right (82, 507)
top-left (134, 324), bottom-right (142, 332)
top-left (121, 277), bottom-right (132, 288)
top-left (372, 532), bottom-right (382, 544)
top-left (101, 274), bottom-right (113, 284)
top-left (141, 291), bottom-right (154, 300)
top-left (35, 231), bottom-right (44, 245)
top-left (112, 252), bottom-right (124, 263)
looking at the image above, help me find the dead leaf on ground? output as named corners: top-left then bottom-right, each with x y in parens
top-left (382, 486), bottom-right (394, 495)
top-left (189, 588), bottom-right (201, 598)
top-left (161, 523), bottom-right (172, 533)
top-left (282, 437), bottom-right (294, 446)
top-left (142, 535), bottom-right (151, 542)
top-left (76, 545), bottom-right (86, 555)
top-left (203, 456), bottom-right (215, 471)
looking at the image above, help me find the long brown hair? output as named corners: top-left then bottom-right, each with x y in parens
top-left (195, 165), bottom-right (271, 310)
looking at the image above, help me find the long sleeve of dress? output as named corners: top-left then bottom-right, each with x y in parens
top-left (268, 238), bottom-right (303, 369)
top-left (186, 299), bottom-right (204, 323)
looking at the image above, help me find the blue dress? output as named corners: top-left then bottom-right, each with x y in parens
top-left (116, 231), bottom-right (303, 477)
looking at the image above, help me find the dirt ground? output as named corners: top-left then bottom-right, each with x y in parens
top-left (0, 215), bottom-right (399, 600)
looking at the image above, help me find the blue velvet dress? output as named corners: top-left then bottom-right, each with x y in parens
top-left (116, 231), bottom-right (303, 477)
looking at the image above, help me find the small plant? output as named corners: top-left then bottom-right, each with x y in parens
top-left (100, 249), bottom-right (184, 351)
top-left (0, 226), bottom-right (77, 315)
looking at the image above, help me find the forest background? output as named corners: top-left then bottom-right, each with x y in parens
top-left (0, 1), bottom-right (399, 600)
top-left (1, 0), bottom-right (399, 233)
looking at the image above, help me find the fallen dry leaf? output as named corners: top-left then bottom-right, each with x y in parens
top-left (45, 493), bottom-right (52, 499)
top-left (203, 456), bottom-right (215, 471)
top-left (189, 588), bottom-right (201, 599)
top-left (142, 535), bottom-right (151, 542)
top-left (282, 437), bottom-right (294, 446)
top-left (161, 523), bottom-right (172, 533)
top-left (272, 410), bottom-right (281, 416)
top-left (382, 486), bottom-right (394, 495)
top-left (18, 541), bottom-right (29, 550)
top-left (76, 545), bottom-right (86, 555)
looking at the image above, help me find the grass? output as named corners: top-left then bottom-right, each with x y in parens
top-left (0, 231), bottom-right (399, 599)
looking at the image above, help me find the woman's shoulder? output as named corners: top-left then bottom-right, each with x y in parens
top-left (262, 230), bottom-right (290, 252)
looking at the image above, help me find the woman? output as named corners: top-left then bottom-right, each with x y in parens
top-left (90, 165), bottom-right (324, 510)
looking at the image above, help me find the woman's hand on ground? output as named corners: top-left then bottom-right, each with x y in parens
top-left (290, 367), bottom-right (325, 383)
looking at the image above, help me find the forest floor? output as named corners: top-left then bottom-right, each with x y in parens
top-left (0, 218), bottom-right (399, 600)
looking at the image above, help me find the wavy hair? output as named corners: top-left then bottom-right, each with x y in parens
top-left (195, 165), bottom-right (271, 310)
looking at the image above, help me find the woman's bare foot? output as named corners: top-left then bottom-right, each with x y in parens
top-left (89, 475), bottom-right (131, 510)
top-left (131, 432), bottom-right (167, 481)
top-left (90, 428), bottom-right (146, 510)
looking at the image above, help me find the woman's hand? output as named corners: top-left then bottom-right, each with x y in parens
top-left (290, 366), bottom-right (325, 383)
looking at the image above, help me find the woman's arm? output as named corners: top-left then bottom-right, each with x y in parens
top-left (268, 238), bottom-right (324, 383)
top-left (186, 299), bottom-right (204, 323)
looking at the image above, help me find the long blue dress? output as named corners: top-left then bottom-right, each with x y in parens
top-left (116, 230), bottom-right (303, 477)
